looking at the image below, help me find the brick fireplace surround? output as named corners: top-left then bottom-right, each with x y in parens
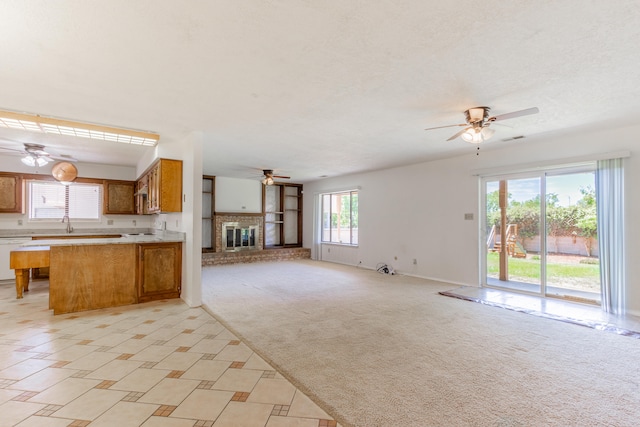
top-left (201, 214), bottom-right (310, 266)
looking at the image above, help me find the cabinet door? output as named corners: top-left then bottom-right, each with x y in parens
top-left (148, 166), bottom-right (159, 213)
top-left (104, 180), bottom-right (136, 214)
top-left (0, 174), bottom-right (23, 213)
top-left (158, 159), bottom-right (183, 212)
top-left (136, 177), bottom-right (149, 215)
top-left (137, 242), bottom-right (182, 302)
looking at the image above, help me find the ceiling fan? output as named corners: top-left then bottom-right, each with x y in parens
top-left (425, 106), bottom-right (539, 143)
top-left (261, 169), bottom-right (290, 185)
top-left (0, 142), bottom-right (78, 167)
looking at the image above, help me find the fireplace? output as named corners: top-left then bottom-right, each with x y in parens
top-left (221, 222), bottom-right (258, 252)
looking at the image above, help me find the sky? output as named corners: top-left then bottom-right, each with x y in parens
top-left (486, 172), bottom-right (595, 207)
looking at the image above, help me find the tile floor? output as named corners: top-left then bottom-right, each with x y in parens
top-left (0, 279), bottom-right (340, 427)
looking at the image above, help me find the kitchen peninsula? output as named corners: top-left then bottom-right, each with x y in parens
top-left (9, 231), bottom-right (184, 315)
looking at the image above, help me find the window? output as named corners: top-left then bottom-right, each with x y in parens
top-left (321, 190), bottom-right (358, 245)
top-left (28, 181), bottom-right (102, 221)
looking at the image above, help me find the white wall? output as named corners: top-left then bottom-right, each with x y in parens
top-left (215, 177), bottom-right (262, 213)
top-left (303, 123), bottom-right (640, 315)
top-left (148, 133), bottom-right (203, 308)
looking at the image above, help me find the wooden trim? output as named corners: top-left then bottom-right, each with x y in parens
top-left (0, 109), bottom-right (158, 142)
top-left (279, 185), bottom-right (285, 245)
top-left (214, 212), bottom-right (264, 217)
top-left (203, 175), bottom-right (215, 251)
top-left (19, 173), bottom-right (105, 184)
top-left (298, 185), bottom-right (303, 245)
top-left (261, 183), bottom-right (266, 249)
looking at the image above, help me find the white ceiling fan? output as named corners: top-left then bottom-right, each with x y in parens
top-left (425, 106), bottom-right (539, 143)
top-left (0, 142), bottom-right (78, 167)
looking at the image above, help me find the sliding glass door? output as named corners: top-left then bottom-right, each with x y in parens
top-left (485, 176), bottom-right (541, 293)
top-left (545, 171), bottom-right (600, 302)
top-left (483, 168), bottom-right (601, 304)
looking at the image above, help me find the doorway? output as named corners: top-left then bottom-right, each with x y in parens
top-left (483, 168), bottom-right (600, 304)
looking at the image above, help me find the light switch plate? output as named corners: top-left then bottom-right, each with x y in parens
top-left (464, 213), bottom-right (474, 220)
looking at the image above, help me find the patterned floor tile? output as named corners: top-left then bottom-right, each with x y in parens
top-left (0, 283), bottom-right (338, 427)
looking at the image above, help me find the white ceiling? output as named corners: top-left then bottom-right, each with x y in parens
top-left (1, 1), bottom-right (639, 182)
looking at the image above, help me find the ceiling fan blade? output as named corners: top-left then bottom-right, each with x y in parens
top-left (273, 175), bottom-right (290, 179)
top-left (47, 154), bottom-right (78, 162)
top-left (0, 146), bottom-right (24, 154)
top-left (425, 123), bottom-right (467, 131)
top-left (490, 107), bottom-right (539, 122)
top-left (446, 127), bottom-right (471, 141)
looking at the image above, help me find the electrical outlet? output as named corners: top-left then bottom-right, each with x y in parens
top-left (107, 219), bottom-right (114, 225)
top-left (413, 258), bottom-right (417, 265)
top-left (17, 219), bottom-right (23, 226)
top-left (464, 213), bottom-right (474, 220)
top-left (133, 220), bottom-right (136, 226)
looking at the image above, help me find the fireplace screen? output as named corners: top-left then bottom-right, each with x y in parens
top-left (222, 222), bottom-right (258, 251)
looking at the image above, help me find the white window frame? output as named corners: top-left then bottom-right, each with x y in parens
top-left (27, 180), bottom-right (102, 222)
top-left (320, 189), bottom-right (358, 246)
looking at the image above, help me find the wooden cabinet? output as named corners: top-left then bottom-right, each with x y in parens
top-left (137, 242), bottom-right (182, 302)
top-left (141, 158), bottom-right (182, 213)
top-left (0, 173), bottom-right (23, 213)
top-left (136, 175), bottom-right (149, 215)
top-left (103, 180), bottom-right (136, 214)
top-left (49, 244), bottom-right (137, 315)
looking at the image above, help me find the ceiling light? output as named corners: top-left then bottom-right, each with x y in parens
top-left (481, 127), bottom-right (495, 140)
top-left (461, 126), bottom-right (495, 144)
top-left (262, 177), bottom-right (274, 186)
top-left (21, 154), bottom-right (49, 167)
top-left (0, 109), bottom-right (159, 146)
top-left (461, 128), bottom-right (483, 143)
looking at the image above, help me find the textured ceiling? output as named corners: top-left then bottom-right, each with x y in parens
top-left (0, 1), bottom-right (639, 181)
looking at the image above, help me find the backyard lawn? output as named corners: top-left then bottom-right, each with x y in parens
top-left (486, 252), bottom-right (600, 293)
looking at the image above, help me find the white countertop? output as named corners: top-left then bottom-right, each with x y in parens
top-left (13, 231), bottom-right (185, 247)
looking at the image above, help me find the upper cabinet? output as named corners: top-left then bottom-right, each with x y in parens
top-left (138, 158), bottom-right (183, 214)
top-left (0, 173), bottom-right (23, 213)
top-left (103, 180), bottom-right (136, 214)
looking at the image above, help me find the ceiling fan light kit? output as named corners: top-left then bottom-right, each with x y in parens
top-left (21, 154), bottom-right (49, 167)
top-left (261, 169), bottom-right (290, 185)
top-left (461, 126), bottom-right (495, 143)
top-left (425, 106), bottom-right (539, 144)
top-left (0, 109), bottom-right (159, 146)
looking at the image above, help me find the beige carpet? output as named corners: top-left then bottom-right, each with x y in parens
top-left (201, 260), bottom-right (640, 427)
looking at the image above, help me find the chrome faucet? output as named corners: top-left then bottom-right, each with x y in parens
top-left (61, 215), bottom-right (73, 233)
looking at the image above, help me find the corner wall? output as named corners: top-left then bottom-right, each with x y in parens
top-left (302, 124), bottom-right (640, 315)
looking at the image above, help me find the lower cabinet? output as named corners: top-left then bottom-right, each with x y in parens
top-left (137, 242), bottom-right (182, 302)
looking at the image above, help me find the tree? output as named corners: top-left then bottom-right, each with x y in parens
top-left (576, 186), bottom-right (597, 256)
